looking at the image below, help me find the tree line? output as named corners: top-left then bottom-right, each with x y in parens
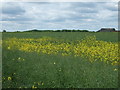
top-left (2, 29), bottom-right (90, 32)
top-left (24, 29), bottom-right (89, 32)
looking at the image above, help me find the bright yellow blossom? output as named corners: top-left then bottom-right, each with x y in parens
top-left (3, 36), bottom-right (119, 65)
top-left (8, 77), bottom-right (12, 80)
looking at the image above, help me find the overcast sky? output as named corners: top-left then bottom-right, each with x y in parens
top-left (0, 2), bottom-right (118, 31)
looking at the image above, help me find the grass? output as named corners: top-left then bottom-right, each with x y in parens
top-left (2, 32), bottom-right (118, 42)
top-left (2, 32), bottom-right (119, 88)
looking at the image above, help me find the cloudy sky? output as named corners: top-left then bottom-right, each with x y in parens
top-left (0, 2), bottom-right (118, 31)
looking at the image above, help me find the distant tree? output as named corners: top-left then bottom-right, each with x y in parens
top-left (3, 30), bottom-right (6, 32)
top-left (55, 30), bottom-right (61, 32)
top-left (82, 30), bottom-right (89, 32)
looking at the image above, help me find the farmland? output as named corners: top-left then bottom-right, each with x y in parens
top-left (2, 32), bottom-right (119, 88)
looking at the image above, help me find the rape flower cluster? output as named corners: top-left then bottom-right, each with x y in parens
top-left (3, 36), bottom-right (119, 65)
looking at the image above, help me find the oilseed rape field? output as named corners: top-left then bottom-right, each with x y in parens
top-left (2, 32), bottom-right (119, 88)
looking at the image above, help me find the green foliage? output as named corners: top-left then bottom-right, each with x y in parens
top-left (24, 29), bottom-right (89, 32)
top-left (3, 30), bottom-right (6, 32)
top-left (2, 49), bottom-right (118, 88)
top-left (2, 32), bottom-right (119, 88)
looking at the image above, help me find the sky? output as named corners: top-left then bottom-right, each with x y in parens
top-left (0, 1), bottom-right (118, 31)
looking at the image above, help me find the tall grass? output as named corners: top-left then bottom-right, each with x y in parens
top-left (2, 32), bottom-right (119, 88)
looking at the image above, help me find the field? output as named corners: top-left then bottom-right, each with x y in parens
top-left (2, 32), bottom-right (119, 88)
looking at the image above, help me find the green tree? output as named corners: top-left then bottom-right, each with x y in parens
top-left (3, 30), bottom-right (6, 32)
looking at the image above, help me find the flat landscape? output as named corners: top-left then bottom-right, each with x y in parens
top-left (2, 32), bottom-right (119, 88)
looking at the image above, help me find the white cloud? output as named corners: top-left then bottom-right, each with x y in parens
top-left (1, 0), bottom-right (119, 2)
top-left (1, 2), bottom-right (118, 31)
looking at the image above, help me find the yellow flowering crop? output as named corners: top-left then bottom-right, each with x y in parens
top-left (3, 36), bottom-right (119, 65)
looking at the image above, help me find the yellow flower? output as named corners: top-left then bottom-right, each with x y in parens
top-left (53, 62), bottom-right (56, 64)
top-left (42, 83), bottom-right (44, 85)
top-left (8, 47), bottom-right (10, 50)
top-left (8, 77), bottom-right (12, 80)
top-left (4, 36), bottom-right (119, 65)
top-left (38, 82), bottom-right (40, 85)
top-left (32, 85), bottom-right (37, 88)
top-left (23, 59), bottom-right (25, 61)
top-left (114, 68), bottom-right (118, 71)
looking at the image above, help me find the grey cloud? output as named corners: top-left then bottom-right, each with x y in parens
top-left (2, 16), bottom-right (33, 21)
top-left (77, 8), bottom-right (98, 13)
top-left (106, 6), bottom-right (118, 11)
top-left (2, 3), bottom-right (26, 15)
top-left (97, 2), bottom-right (118, 11)
top-left (70, 2), bottom-right (97, 8)
top-left (1, 2), bottom-right (118, 31)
